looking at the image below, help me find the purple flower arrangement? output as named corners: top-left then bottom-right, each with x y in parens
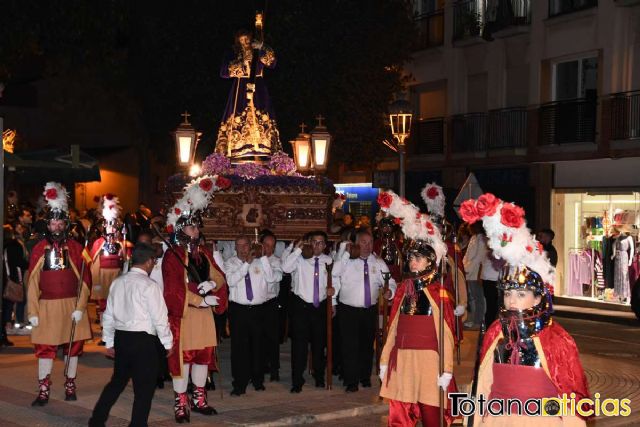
top-left (233, 162), bottom-right (269, 179)
top-left (268, 151), bottom-right (297, 176)
top-left (202, 153), bottom-right (232, 175)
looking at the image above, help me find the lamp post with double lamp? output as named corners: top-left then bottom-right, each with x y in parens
top-left (173, 111), bottom-right (202, 176)
top-left (388, 99), bottom-right (413, 197)
top-left (290, 116), bottom-right (332, 175)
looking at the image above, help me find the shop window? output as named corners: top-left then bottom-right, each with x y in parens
top-left (553, 191), bottom-right (640, 304)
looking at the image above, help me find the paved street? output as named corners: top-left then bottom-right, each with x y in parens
top-left (0, 309), bottom-right (638, 426)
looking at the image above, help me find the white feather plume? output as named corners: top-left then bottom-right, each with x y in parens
top-left (101, 194), bottom-right (122, 222)
top-left (421, 182), bottom-right (445, 217)
top-left (167, 174), bottom-right (222, 229)
top-left (43, 182), bottom-right (69, 214)
top-left (378, 190), bottom-right (447, 263)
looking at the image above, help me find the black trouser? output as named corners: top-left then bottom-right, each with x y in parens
top-left (154, 336), bottom-right (170, 381)
top-left (483, 280), bottom-right (499, 327)
top-left (338, 303), bottom-right (377, 386)
top-left (89, 330), bottom-right (159, 427)
top-left (278, 274), bottom-right (292, 343)
top-left (228, 301), bottom-right (266, 390)
top-left (290, 295), bottom-right (327, 387)
top-left (263, 298), bottom-right (280, 375)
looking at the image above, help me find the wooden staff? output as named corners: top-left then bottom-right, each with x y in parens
top-left (439, 248), bottom-right (447, 427)
top-left (468, 323), bottom-right (486, 427)
top-left (325, 262), bottom-right (334, 390)
top-left (452, 233), bottom-right (461, 365)
top-left (64, 238), bottom-right (89, 378)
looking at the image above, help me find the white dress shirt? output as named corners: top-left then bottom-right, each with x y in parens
top-left (334, 253), bottom-right (397, 308)
top-left (282, 248), bottom-right (336, 305)
top-left (102, 267), bottom-right (173, 349)
top-left (224, 255), bottom-right (275, 305)
top-left (265, 254), bottom-right (283, 300)
top-left (149, 243), bottom-right (168, 289)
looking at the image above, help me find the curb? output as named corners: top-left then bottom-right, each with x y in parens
top-left (554, 309), bottom-right (639, 327)
top-left (243, 403), bottom-right (388, 426)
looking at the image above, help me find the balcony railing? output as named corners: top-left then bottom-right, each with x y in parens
top-left (549, 0), bottom-right (597, 18)
top-left (607, 90), bottom-right (640, 140)
top-left (539, 98), bottom-right (597, 145)
top-left (453, 0), bottom-right (485, 41)
top-left (452, 113), bottom-right (488, 152)
top-left (415, 9), bottom-right (445, 50)
top-left (488, 107), bottom-right (528, 149)
top-left (413, 118), bottom-right (445, 154)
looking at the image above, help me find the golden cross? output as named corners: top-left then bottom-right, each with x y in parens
top-left (315, 115), bottom-right (325, 127)
top-left (299, 122), bottom-right (308, 133)
top-left (181, 111), bottom-right (191, 124)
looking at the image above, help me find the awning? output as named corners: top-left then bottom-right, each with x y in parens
top-left (4, 148), bottom-right (101, 183)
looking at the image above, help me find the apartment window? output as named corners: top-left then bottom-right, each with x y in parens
top-left (552, 56), bottom-right (598, 101)
top-left (549, 0), bottom-right (597, 18)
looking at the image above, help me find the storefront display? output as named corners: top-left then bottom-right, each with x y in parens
top-left (552, 191), bottom-right (640, 304)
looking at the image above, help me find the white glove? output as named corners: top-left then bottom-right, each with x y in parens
top-left (197, 281), bottom-right (216, 295)
top-left (251, 41), bottom-right (264, 49)
top-left (454, 305), bottom-right (466, 316)
top-left (29, 316), bottom-right (39, 327)
top-left (379, 364), bottom-right (388, 383)
top-left (199, 295), bottom-right (220, 307)
top-left (438, 372), bottom-right (453, 390)
top-left (71, 310), bottom-right (83, 322)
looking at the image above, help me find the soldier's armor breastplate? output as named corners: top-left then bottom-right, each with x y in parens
top-left (494, 313), bottom-right (542, 367)
top-left (380, 236), bottom-right (399, 266)
top-left (400, 280), bottom-right (433, 316)
top-left (43, 246), bottom-right (71, 271)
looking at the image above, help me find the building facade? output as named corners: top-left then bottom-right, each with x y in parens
top-left (386, 0), bottom-right (640, 304)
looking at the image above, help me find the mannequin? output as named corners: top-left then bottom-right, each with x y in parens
top-left (612, 228), bottom-right (635, 303)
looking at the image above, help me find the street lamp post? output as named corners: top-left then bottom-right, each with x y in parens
top-left (388, 99), bottom-right (413, 197)
top-left (173, 111), bottom-right (201, 171)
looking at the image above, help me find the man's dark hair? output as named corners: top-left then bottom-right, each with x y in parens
top-left (136, 230), bottom-right (154, 243)
top-left (541, 228), bottom-right (555, 240)
top-left (308, 230), bottom-right (328, 242)
top-left (131, 243), bottom-right (157, 266)
top-left (355, 229), bottom-right (372, 241)
top-left (260, 229), bottom-right (276, 243)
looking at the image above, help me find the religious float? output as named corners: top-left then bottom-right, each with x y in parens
top-left (166, 13), bottom-right (337, 241)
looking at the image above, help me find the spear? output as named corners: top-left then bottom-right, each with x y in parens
top-left (64, 238), bottom-right (89, 378)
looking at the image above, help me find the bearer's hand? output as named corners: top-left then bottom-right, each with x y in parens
top-left (200, 295), bottom-right (220, 307)
top-left (197, 281), bottom-right (216, 295)
top-left (454, 305), bottom-right (466, 317)
top-left (332, 305), bottom-right (336, 318)
top-left (71, 310), bottom-right (83, 322)
top-left (383, 288), bottom-right (392, 299)
top-left (379, 365), bottom-right (387, 383)
top-left (106, 347), bottom-right (115, 358)
top-left (326, 287), bottom-right (335, 297)
top-left (437, 372), bottom-right (453, 390)
top-left (296, 240), bottom-right (305, 250)
top-left (29, 316), bottom-right (39, 327)
top-left (166, 347), bottom-right (175, 358)
top-left (251, 40), bottom-right (264, 49)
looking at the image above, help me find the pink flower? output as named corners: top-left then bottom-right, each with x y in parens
top-left (476, 193), bottom-right (500, 217)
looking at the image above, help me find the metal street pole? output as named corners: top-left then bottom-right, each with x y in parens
top-left (0, 117), bottom-right (5, 327)
top-left (398, 143), bottom-right (406, 198)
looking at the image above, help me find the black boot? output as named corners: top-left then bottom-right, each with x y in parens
top-left (31, 375), bottom-right (51, 406)
top-left (191, 386), bottom-right (217, 415)
top-left (174, 392), bottom-right (190, 423)
top-left (64, 377), bottom-right (77, 401)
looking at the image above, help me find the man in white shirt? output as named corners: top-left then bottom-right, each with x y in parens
top-left (89, 243), bottom-right (173, 427)
top-left (462, 223), bottom-right (487, 327)
top-left (224, 236), bottom-right (276, 395)
top-left (260, 230), bottom-right (284, 382)
top-left (282, 231), bottom-right (335, 393)
top-left (481, 248), bottom-right (504, 326)
top-left (334, 230), bottom-right (396, 393)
